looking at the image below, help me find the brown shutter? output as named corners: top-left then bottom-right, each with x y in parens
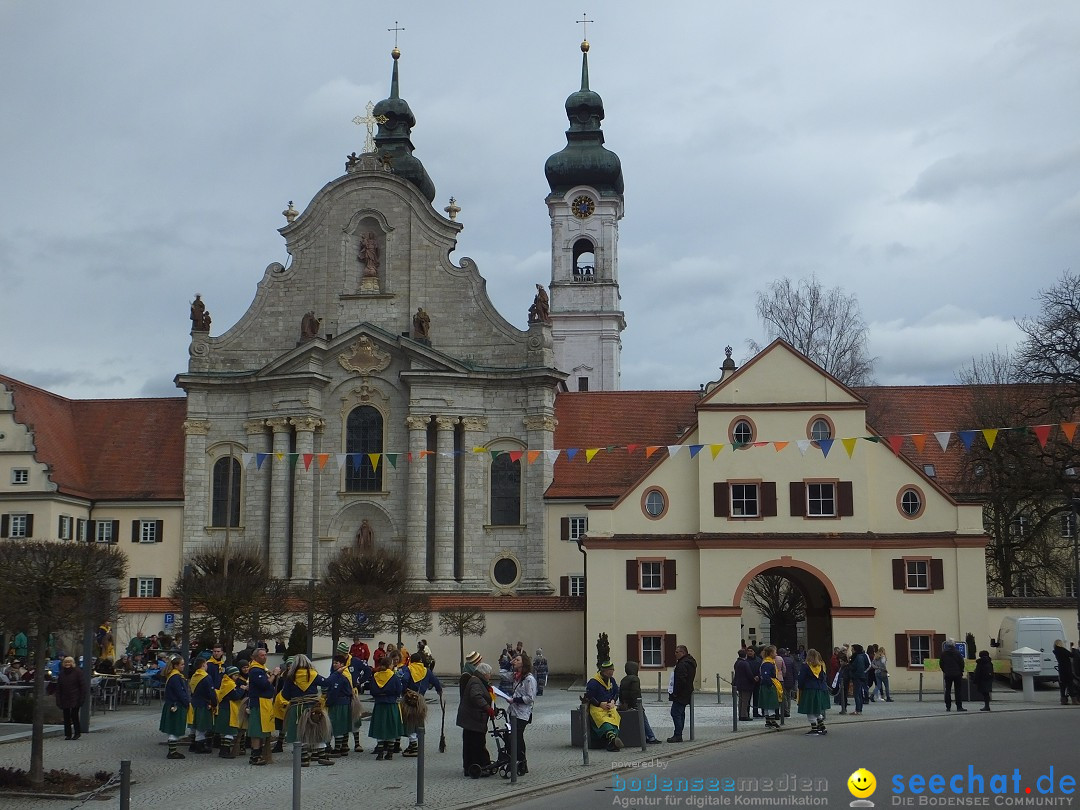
top-left (789, 483), bottom-right (805, 516)
top-left (838, 481), bottom-right (854, 516)
top-left (560, 517), bottom-right (569, 541)
top-left (933, 634), bottom-right (946, 656)
top-left (87, 520), bottom-right (97, 541)
top-left (894, 634), bottom-right (909, 667)
top-left (713, 482), bottom-right (729, 517)
top-left (110, 520), bottom-right (120, 544)
top-left (155, 520), bottom-right (164, 543)
top-left (560, 576), bottom-right (569, 596)
top-left (664, 635), bottom-right (677, 667)
top-left (58, 516), bottom-right (65, 538)
top-left (132, 520), bottom-right (140, 542)
top-left (929, 559), bottom-right (944, 590)
top-left (892, 559), bottom-right (906, 590)
top-left (129, 578), bottom-right (137, 597)
top-left (761, 482), bottom-right (777, 517)
top-left (153, 578), bottom-right (162, 597)
top-left (0, 515), bottom-right (8, 538)
top-left (626, 559), bottom-right (639, 590)
top-left (663, 559), bottom-right (677, 591)
top-left (627, 635), bottom-right (639, 663)
top-left (24, 514), bottom-right (33, 537)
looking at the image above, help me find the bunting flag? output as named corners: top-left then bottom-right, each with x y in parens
top-left (386, 454), bottom-right (399, 469)
top-left (584, 448), bottom-right (601, 463)
top-left (710, 444), bottom-right (724, 459)
top-left (1032, 425), bottom-right (1052, 448)
top-left (351, 454), bottom-right (363, 472)
top-left (527, 450), bottom-right (541, 464)
top-left (275, 452), bottom-right (286, 462)
top-left (911, 434), bottom-right (927, 452)
top-left (626, 444), bottom-right (640, 455)
top-left (256, 453), bottom-right (269, 470)
top-left (981, 429), bottom-right (999, 450)
top-left (958, 431), bottom-right (977, 452)
top-left (841, 438), bottom-right (858, 458)
top-left (317, 453), bottom-right (330, 469)
top-left (667, 445), bottom-right (682, 457)
top-left (1062, 423), bottom-right (1077, 442)
top-left (543, 449), bottom-right (561, 464)
top-left (302, 453), bottom-right (314, 470)
top-left (565, 448), bottom-right (579, 461)
top-left (773, 441), bottom-right (788, 452)
top-left (689, 444), bottom-right (704, 458)
top-left (288, 453), bottom-right (299, 467)
top-left (367, 453), bottom-right (381, 471)
top-left (241, 452), bottom-right (254, 468)
top-left (336, 453), bottom-right (348, 469)
top-left (645, 446), bottom-right (660, 459)
top-left (818, 438), bottom-right (834, 458)
top-left (934, 432), bottom-right (951, 452)
top-left (796, 440), bottom-right (812, 456)
top-left (886, 436), bottom-right (904, 456)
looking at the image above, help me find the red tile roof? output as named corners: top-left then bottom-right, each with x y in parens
top-left (1, 374), bottom-right (186, 501)
top-left (548, 391), bottom-right (701, 498)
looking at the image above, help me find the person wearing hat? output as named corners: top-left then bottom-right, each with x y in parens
top-left (280, 654), bottom-right (332, 766)
top-left (585, 660), bottom-right (624, 751)
top-left (398, 647), bottom-right (444, 757)
top-left (245, 647), bottom-right (281, 766)
top-left (213, 665), bottom-right (245, 758)
top-left (457, 658), bottom-right (494, 777)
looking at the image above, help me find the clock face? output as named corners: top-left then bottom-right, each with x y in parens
top-left (571, 195), bottom-right (595, 219)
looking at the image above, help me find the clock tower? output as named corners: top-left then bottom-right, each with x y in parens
top-left (544, 39), bottom-right (625, 392)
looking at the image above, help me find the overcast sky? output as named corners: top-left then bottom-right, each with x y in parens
top-left (2, 2), bottom-right (1078, 400)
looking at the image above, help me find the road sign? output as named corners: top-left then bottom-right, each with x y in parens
top-left (955, 641), bottom-right (967, 658)
top-left (164, 612), bottom-right (175, 626)
top-left (355, 612), bottom-right (367, 626)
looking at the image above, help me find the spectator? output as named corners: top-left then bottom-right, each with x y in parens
top-left (871, 646), bottom-right (892, 702)
top-left (733, 649), bottom-right (755, 722)
top-left (457, 653), bottom-right (493, 778)
top-left (939, 640), bottom-right (967, 712)
top-left (1052, 640), bottom-right (1074, 706)
top-left (618, 661), bottom-right (660, 744)
top-left (972, 650), bottom-right (994, 711)
top-left (848, 643), bottom-right (870, 715)
top-left (532, 648), bottom-right (549, 696)
top-left (746, 646), bottom-right (762, 717)
top-left (668, 645), bottom-right (697, 742)
top-left (55, 656), bottom-right (87, 740)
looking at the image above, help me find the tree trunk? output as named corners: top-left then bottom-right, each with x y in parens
top-left (30, 630), bottom-right (48, 787)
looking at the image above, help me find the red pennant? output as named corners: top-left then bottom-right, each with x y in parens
top-left (1032, 425), bottom-right (1052, 448)
top-left (887, 436), bottom-right (903, 456)
top-left (508, 451), bottom-right (523, 463)
top-left (626, 444), bottom-right (640, 454)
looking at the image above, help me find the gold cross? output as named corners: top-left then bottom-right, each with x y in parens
top-left (577, 12), bottom-right (594, 41)
top-left (388, 20), bottom-right (405, 48)
top-left (352, 101), bottom-right (388, 153)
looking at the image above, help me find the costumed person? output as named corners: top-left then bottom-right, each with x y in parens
top-left (245, 648), bottom-right (279, 766)
top-left (281, 654), bottom-right (332, 766)
top-left (584, 660), bottom-right (623, 751)
top-left (368, 655), bottom-right (405, 761)
top-left (457, 656), bottom-right (494, 778)
top-left (325, 655), bottom-right (355, 758)
top-left (333, 640), bottom-right (367, 755)
top-left (797, 648), bottom-right (830, 735)
top-left (213, 665), bottom-right (245, 758)
top-left (158, 656), bottom-right (190, 759)
top-left (398, 650), bottom-right (444, 757)
top-left (533, 648), bottom-right (548, 696)
top-left (509, 653), bottom-right (537, 775)
top-left (187, 655), bottom-right (218, 753)
top-left (758, 646), bottom-right (783, 729)
top-left (373, 641), bottom-right (387, 668)
top-left (55, 656), bottom-right (87, 741)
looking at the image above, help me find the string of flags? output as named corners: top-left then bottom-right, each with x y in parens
top-left (236, 421), bottom-right (1076, 472)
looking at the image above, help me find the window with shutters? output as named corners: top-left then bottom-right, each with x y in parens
top-left (58, 515), bottom-right (73, 540)
top-left (907, 559), bottom-right (928, 590)
top-left (640, 561), bottom-right (662, 590)
top-left (137, 577), bottom-right (157, 598)
top-left (76, 518), bottom-right (88, 542)
top-left (627, 558), bottom-right (677, 594)
top-left (730, 483), bottom-right (759, 518)
top-left (568, 516), bottom-right (587, 541)
top-left (791, 480), bottom-right (853, 518)
top-left (96, 520), bottom-right (114, 543)
top-left (807, 482), bottom-right (835, 517)
top-left (8, 513), bottom-right (29, 538)
top-left (130, 576), bottom-right (162, 598)
top-left (895, 631), bottom-right (943, 669)
top-left (569, 575), bottom-right (585, 597)
top-left (892, 557), bottom-right (944, 592)
top-left (908, 634), bottom-right (931, 666)
top-left (138, 520), bottom-right (158, 544)
top-left (627, 632), bottom-right (677, 670)
top-left (640, 635), bottom-right (663, 668)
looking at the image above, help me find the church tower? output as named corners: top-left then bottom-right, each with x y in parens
top-left (545, 38), bottom-right (625, 392)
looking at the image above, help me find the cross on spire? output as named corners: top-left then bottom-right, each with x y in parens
top-left (576, 12), bottom-right (594, 41)
top-left (352, 101), bottom-right (388, 153)
top-left (388, 20), bottom-right (405, 48)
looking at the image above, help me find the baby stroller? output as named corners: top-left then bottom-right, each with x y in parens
top-left (468, 707), bottom-right (514, 779)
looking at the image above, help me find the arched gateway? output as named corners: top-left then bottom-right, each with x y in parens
top-left (734, 557), bottom-right (840, 654)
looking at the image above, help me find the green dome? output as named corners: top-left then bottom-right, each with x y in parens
top-left (545, 45), bottom-right (624, 196)
top-left (373, 49), bottom-right (436, 204)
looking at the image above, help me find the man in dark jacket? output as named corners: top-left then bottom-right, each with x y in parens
top-left (746, 646), bottom-right (763, 717)
top-left (939, 640), bottom-right (967, 712)
top-left (733, 649), bottom-right (755, 721)
top-left (668, 645), bottom-right (697, 742)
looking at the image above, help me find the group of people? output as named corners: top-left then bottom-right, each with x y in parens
top-left (456, 647), bottom-right (538, 778)
top-left (157, 637), bottom-right (443, 767)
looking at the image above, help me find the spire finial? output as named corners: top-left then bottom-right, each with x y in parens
top-left (388, 20), bottom-right (405, 57)
top-left (576, 12), bottom-right (593, 46)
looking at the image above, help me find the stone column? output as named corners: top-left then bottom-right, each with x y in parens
top-left (522, 412), bottom-right (558, 592)
top-left (290, 416), bottom-right (323, 582)
top-left (244, 420), bottom-right (271, 567)
top-left (458, 416), bottom-right (488, 586)
top-left (433, 416), bottom-right (458, 583)
top-left (265, 417), bottom-right (292, 579)
top-left (181, 419), bottom-right (211, 560)
top-left (405, 415), bottom-right (430, 583)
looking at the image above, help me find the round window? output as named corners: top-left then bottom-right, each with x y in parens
top-left (899, 487), bottom-right (924, 518)
top-left (644, 489), bottom-right (666, 518)
top-left (493, 557), bottom-right (519, 587)
top-left (809, 418), bottom-right (832, 441)
top-left (732, 420), bottom-right (754, 444)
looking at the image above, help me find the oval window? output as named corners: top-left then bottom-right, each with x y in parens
top-left (493, 557), bottom-right (519, 587)
top-left (732, 420), bottom-right (754, 444)
top-left (644, 489), bottom-right (666, 518)
top-left (898, 487), bottom-right (924, 518)
top-left (809, 418), bottom-right (832, 441)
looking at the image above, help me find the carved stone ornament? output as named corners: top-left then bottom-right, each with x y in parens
top-left (523, 414), bottom-right (557, 431)
top-left (265, 416), bottom-right (292, 433)
top-left (338, 335), bottom-right (391, 376)
top-left (459, 416), bottom-right (488, 432)
top-left (434, 416), bottom-right (459, 431)
top-left (290, 416), bottom-right (324, 433)
top-left (405, 415), bottom-right (430, 431)
top-left (182, 420), bottom-right (212, 436)
top-left (244, 419), bottom-right (268, 435)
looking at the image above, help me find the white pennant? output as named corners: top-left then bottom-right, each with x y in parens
top-left (796, 440), bottom-right (812, 456)
top-left (934, 432), bottom-right (951, 451)
top-left (543, 449), bottom-right (561, 463)
top-left (335, 453), bottom-right (348, 469)
top-left (667, 445), bottom-right (682, 457)
top-left (241, 452), bottom-right (254, 467)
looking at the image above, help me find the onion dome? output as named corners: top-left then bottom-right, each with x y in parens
top-left (373, 48), bottom-right (436, 204)
top-left (545, 41), bottom-right (624, 196)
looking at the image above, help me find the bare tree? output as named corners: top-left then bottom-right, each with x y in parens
top-left (371, 591), bottom-right (432, 647)
top-left (171, 544), bottom-right (291, 657)
top-left (749, 275), bottom-right (875, 386)
top-left (438, 607), bottom-right (487, 671)
top-left (0, 540), bottom-right (126, 787)
top-left (1016, 271), bottom-right (1080, 415)
top-left (744, 574), bottom-right (806, 649)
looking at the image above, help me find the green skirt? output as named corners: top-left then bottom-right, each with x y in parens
top-left (757, 683), bottom-right (780, 710)
top-left (191, 706), bottom-right (214, 733)
top-left (159, 703), bottom-right (187, 737)
top-left (798, 689), bottom-right (831, 715)
top-left (328, 704), bottom-right (352, 737)
top-left (367, 702), bottom-right (403, 741)
top-left (213, 706), bottom-right (239, 735)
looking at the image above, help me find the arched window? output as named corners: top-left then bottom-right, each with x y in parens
top-left (573, 238), bottom-right (595, 278)
top-left (211, 456), bottom-right (241, 527)
top-left (490, 454), bottom-right (521, 525)
top-left (346, 406), bottom-right (384, 492)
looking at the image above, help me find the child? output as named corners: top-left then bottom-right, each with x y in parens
top-left (797, 648), bottom-right (830, 735)
top-left (757, 646), bottom-right (783, 729)
top-left (367, 656), bottom-right (404, 760)
top-left (618, 661), bottom-right (661, 744)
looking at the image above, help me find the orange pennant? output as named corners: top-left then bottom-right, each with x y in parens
top-left (1062, 423), bottom-right (1077, 442)
top-left (527, 450), bottom-right (541, 464)
top-left (773, 441), bottom-right (788, 452)
top-left (911, 434), bottom-right (927, 452)
top-left (317, 453), bottom-right (329, 469)
top-left (645, 446), bottom-right (660, 459)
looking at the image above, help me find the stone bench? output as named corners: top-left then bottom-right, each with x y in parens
top-left (569, 705), bottom-right (643, 748)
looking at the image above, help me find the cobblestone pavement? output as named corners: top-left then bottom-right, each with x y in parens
top-left (0, 685), bottom-right (1064, 810)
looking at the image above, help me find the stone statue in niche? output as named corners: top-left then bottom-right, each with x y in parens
top-left (528, 283), bottom-right (551, 324)
top-left (412, 307), bottom-right (431, 341)
top-left (300, 311), bottom-right (322, 342)
top-left (359, 232), bottom-right (380, 277)
top-left (190, 294), bottom-right (212, 332)
top-left (356, 519), bottom-right (374, 551)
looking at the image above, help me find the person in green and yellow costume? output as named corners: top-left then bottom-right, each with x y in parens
top-left (584, 660), bottom-right (623, 751)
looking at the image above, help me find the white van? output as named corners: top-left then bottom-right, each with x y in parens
top-left (991, 616), bottom-right (1067, 688)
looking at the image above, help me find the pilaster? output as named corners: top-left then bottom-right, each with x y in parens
top-left (405, 415), bottom-right (430, 583)
top-left (290, 416), bottom-right (323, 581)
top-left (521, 412), bottom-right (558, 593)
top-left (244, 420), bottom-right (271, 566)
top-left (181, 419), bottom-right (212, 560)
top-left (433, 416), bottom-right (458, 583)
top-left (458, 416), bottom-right (489, 588)
top-left (266, 417), bottom-right (292, 579)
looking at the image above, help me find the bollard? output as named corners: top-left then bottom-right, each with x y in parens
top-left (731, 682), bottom-right (738, 732)
top-left (292, 742), bottom-right (302, 810)
top-left (119, 760), bottom-right (131, 810)
top-left (657, 672), bottom-right (662, 702)
top-left (779, 688), bottom-right (785, 727)
top-left (637, 697), bottom-right (647, 752)
top-left (918, 672), bottom-right (924, 702)
top-left (581, 703), bottom-right (591, 764)
top-left (688, 691), bottom-right (695, 741)
top-left (416, 726), bottom-right (425, 806)
top-left (509, 714), bottom-right (518, 785)
top-left (716, 674), bottom-right (722, 704)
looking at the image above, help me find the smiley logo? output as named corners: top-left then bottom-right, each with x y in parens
top-left (848, 768), bottom-right (877, 798)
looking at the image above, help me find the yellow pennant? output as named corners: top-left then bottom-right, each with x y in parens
top-left (981, 429), bottom-right (998, 450)
top-left (367, 453), bottom-right (381, 471)
top-left (585, 448), bottom-right (601, 463)
top-left (710, 444), bottom-right (724, 459)
top-left (842, 438), bottom-right (858, 458)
